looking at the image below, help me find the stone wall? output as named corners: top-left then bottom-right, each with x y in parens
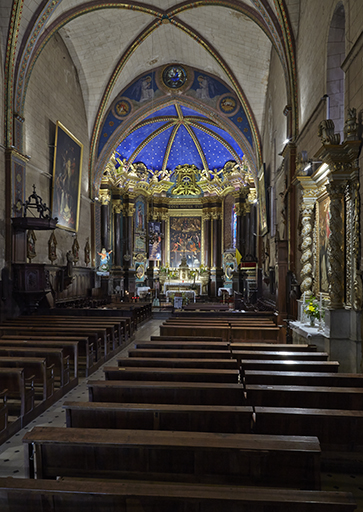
top-left (23, 33), bottom-right (91, 269)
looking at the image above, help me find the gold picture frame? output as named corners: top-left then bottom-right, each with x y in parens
top-left (51, 121), bottom-right (83, 232)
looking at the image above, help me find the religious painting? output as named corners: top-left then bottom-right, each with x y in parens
top-left (170, 216), bottom-right (201, 268)
top-left (258, 164), bottom-right (268, 236)
top-left (134, 196), bottom-right (146, 252)
top-left (51, 121), bottom-right (83, 232)
top-left (148, 221), bottom-right (162, 261)
top-left (318, 195), bottom-right (330, 294)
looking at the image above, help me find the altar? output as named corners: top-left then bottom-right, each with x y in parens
top-left (165, 289), bottom-right (196, 302)
top-left (163, 281), bottom-right (201, 295)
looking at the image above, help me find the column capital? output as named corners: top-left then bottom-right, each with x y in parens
top-left (99, 189), bottom-right (111, 206)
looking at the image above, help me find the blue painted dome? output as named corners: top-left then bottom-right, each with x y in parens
top-left (115, 104), bottom-right (244, 173)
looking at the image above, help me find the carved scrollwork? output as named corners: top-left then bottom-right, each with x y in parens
top-left (326, 182), bottom-right (346, 308)
top-left (299, 203), bottom-right (314, 294)
top-left (318, 119), bottom-right (341, 145)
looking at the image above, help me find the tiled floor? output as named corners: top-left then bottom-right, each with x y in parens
top-left (0, 317), bottom-right (363, 510)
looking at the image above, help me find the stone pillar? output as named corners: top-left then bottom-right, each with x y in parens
top-left (326, 180), bottom-right (346, 309)
top-left (295, 177), bottom-right (318, 297)
top-left (203, 212), bottom-right (211, 268)
top-left (249, 204), bottom-right (257, 260)
top-left (113, 201), bottom-right (122, 268)
top-left (99, 190), bottom-right (111, 250)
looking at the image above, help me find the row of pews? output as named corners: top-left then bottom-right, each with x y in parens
top-left (0, 312), bottom-right (356, 511)
top-left (160, 312), bottom-right (281, 341)
top-left (0, 302), bottom-right (151, 443)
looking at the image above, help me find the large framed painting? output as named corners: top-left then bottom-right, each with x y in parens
top-left (317, 195), bottom-right (330, 294)
top-left (51, 122), bottom-right (83, 232)
top-left (258, 163), bottom-right (268, 236)
top-left (169, 216), bottom-right (201, 268)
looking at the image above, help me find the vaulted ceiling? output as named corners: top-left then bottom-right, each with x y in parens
top-left (3, 0), bottom-right (297, 190)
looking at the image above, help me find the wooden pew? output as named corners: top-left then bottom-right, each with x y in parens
top-left (0, 346), bottom-right (68, 389)
top-left (232, 350), bottom-right (329, 363)
top-left (245, 384), bottom-right (363, 410)
top-left (64, 401), bottom-right (254, 433)
top-left (0, 390), bottom-right (7, 435)
top-left (231, 342), bottom-right (317, 352)
top-left (116, 356), bottom-right (238, 370)
top-left (150, 335), bottom-right (224, 341)
top-left (160, 324), bottom-right (279, 342)
top-left (88, 380), bottom-right (244, 406)
top-left (23, 426), bottom-right (321, 490)
top-left (0, 368), bottom-right (34, 418)
top-left (254, 406), bottom-right (363, 452)
top-left (128, 348), bottom-right (233, 359)
top-left (243, 370), bottom-right (363, 388)
top-left (240, 359), bottom-right (340, 373)
top-left (1, 334), bottom-right (94, 377)
top-left (135, 340), bottom-right (230, 350)
top-left (46, 309), bottom-right (133, 339)
top-left (103, 366), bottom-right (239, 383)
top-left (2, 320), bottom-right (111, 357)
top-left (0, 338), bottom-right (78, 378)
top-left (0, 326), bottom-right (103, 370)
top-left (0, 477), bottom-right (356, 512)
top-left (0, 356), bottom-right (53, 400)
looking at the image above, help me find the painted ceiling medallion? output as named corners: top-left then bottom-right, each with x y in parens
top-left (162, 65), bottom-right (187, 89)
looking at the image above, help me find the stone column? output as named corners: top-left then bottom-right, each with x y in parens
top-left (295, 177), bottom-right (318, 297)
top-left (299, 202), bottom-right (315, 296)
top-left (113, 201), bottom-right (123, 268)
top-left (99, 190), bottom-right (111, 250)
top-left (326, 180), bottom-right (346, 309)
top-left (202, 210), bottom-right (211, 267)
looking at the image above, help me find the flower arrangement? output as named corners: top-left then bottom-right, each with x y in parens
top-left (304, 295), bottom-right (320, 325)
top-left (198, 264), bottom-right (209, 275)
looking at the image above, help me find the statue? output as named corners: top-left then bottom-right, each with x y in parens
top-left (98, 248), bottom-right (113, 273)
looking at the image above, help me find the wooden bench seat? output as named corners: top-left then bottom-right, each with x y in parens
top-left (240, 359), bottom-right (339, 373)
top-left (64, 401), bottom-right (253, 433)
top-left (232, 350), bottom-right (329, 363)
top-left (0, 368), bottom-right (34, 418)
top-left (23, 426), bottom-right (321, 489)
top-left (3, 320), bottom-right (112, 357)
top-left (0, 390), bottom-right (7, 435)
top-left (128, 348), bottom-right (233, 359)
top-left (135, 340), bottom-right (230, 350)
top-left (0, 477), bottom-right (356, 512)
top-left (150, 335), bottom-right (224, 341)
top-left (116, 356), bottom-right (238, 370)
top-left (231, 343), bottom-right (317, 352)
top-left (1, 334), bottom-right (94, 377)
top-left (0, 338), bottom-right (78, 378)
top-left (254, 406), bottom-right (363, 452)
top-left (245, 384), bottom-right (363, 410)
top-left (0, 346), bottom-right (69, 388)
top-left (243, 370), bottom-right (363, 388)
top-left (45, 309), bottom-right (133, 339)
top-left (0, 326), bottom-right (103, 370)
top-left (88, 380), bottom-right (244, 405)
top-left (160, 324), bottom-right (279, 342)
top-left (103, 365), bottom-right (239, 383)
top-left (0, 356), bottom-right (53, 400)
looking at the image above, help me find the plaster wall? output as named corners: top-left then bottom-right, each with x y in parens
top-left (23, 33), bottom-right (91, 268)
top-left (261, 46), bottom-right (287, 268)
